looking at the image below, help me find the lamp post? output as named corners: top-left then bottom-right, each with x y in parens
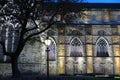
top-left (44, 37), bottom-right (51, 78)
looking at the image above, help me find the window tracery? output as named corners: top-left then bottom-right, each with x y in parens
top-left (70, 37), bottom-right (83, 57)
top-left (96, 37), bottom-right (109, 57)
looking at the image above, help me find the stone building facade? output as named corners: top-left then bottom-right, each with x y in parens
top-left (0, 9), bottom-right (120, 76)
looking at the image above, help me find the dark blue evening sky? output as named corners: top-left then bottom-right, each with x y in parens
top-left (84, 0), bottom-right (120, 3)
top-left (48, 0), bottom-right (120, 3)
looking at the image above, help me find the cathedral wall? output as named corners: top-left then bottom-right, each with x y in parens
top-left (18, 39), bottom-right (49, 76)
top-left (0, 10), bottom-right (120, 76)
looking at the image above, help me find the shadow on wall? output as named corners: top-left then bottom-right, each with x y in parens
top-left (0, 44), bottom-right (11, 63)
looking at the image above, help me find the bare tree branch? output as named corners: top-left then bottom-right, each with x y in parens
top-left (25, 25), bottom-right (48, 42)
top-left (23, 3), bottom-right (60, 43)
top-left (25, 18), bottom-right (38, 32)
top-left (23, 20), bottom-right (54, 44)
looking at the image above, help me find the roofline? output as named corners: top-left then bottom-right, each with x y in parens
top-left (41, 3), bottom-right (120, 10)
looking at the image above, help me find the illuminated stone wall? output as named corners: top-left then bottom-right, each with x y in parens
top-left (58, 27), bottom-right (65, 74)
top-left (0, 26), bottom-right (120, 76)
top-left (18, 40), bottom-right (43, 74)
top-left (0, 10), bottom-right (120, 76)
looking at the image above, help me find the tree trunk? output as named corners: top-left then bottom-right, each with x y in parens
top-left (11, 56), bottom-right (20, 77)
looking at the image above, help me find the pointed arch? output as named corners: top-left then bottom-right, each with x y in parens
top-left (70, 37), bottom-right (84, 57)
top-left (96, 37), bottom-right (109, 57)
top-left (48, 37), bottom-right (57, 61)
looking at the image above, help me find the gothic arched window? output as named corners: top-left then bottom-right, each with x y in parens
top-left (96, 37), bottom-right (109, 57)
top-left (70, 37), bottom-right (83, 57)
top-left (48, 37), bottom-right (56, 61)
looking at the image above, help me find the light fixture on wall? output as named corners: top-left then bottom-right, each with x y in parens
top-left (45, 37), bottom-right (51, 47)
top-left (44, 37), bottom-right (51, 78)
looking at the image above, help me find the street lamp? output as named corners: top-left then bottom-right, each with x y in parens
top-left (44, 37), bottom-right (51, 78)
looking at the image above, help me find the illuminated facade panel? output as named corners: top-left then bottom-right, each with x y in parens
top-left (87, 57), bottom-right (93, 73)
top-left (58, 57), bottom-right (65, 74)
top-left (114, 57), bottom-right (120, 74)
top-left (113, 45), bottom-right (120, 56)
top-left (86, 45), bottom-right (93, 56)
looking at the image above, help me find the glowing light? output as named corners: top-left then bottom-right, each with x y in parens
top-left (44, 37), bottom-right (51, 46)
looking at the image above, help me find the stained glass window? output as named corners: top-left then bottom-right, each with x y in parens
top-left (70, 37), bottom-right (83, 57)
top-left (96, 37), bottom-right (109, 57)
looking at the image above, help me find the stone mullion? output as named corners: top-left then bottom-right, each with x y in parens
top-left (58, 26), bottom-right (65, 74)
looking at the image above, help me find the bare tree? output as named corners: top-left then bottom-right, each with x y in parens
top-left (0, 0), bottom-right (58, 77)
top-left (0, 0), bottom-right (85, 77)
